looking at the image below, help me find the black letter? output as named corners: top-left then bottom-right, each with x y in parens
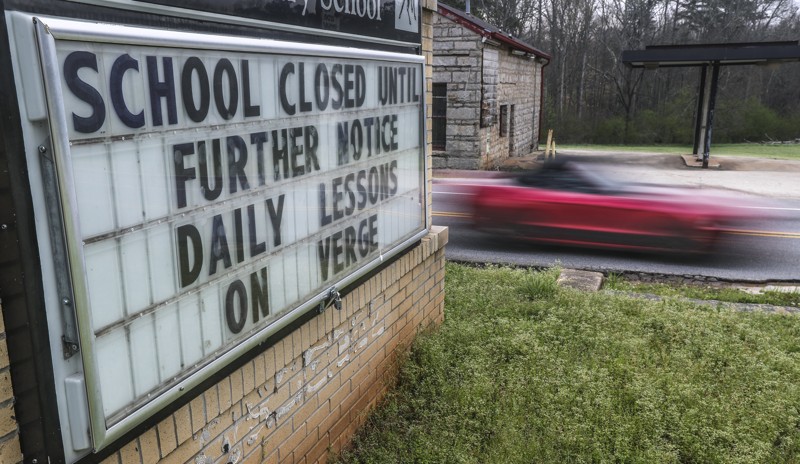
top-left (251, 267), bottom-right (270, 323)
top-left (317, 237), bottom-right (331, 281)
top-left (344, 172), bottom-right (356, 216)
top-left (251, 131), bottom-right (268, 187)
top-left (314, 64), bottom-right (330, 111)
top-left (146, 56), bottom-right (178, 126)
top-left (356, 169), bottom-right (368, 209)
top-left (332, 176), bottom-right (344, 221)
top-left (248, 204), bottom-right (266, 257)
top-left (181, 57), bottom-right (210, 123)
top-left (272, 129), bottom-right (289, 181)
top-left (177, 224), bottom-right (202, 287)
top-left (227, 136), bottom-right (250, 193)
top-left (198, 139), bottom-right (222, 201)
top-left (344, 64), bottom-right (355, 108)
top-left (110, 54), bottom-right (144, 129)
top-left (305, 125), bottom-right (320, 172)
top-left (298, 63), bottom-right (312, 112)
top-left (336, 121), bottom-right (349, 167)
top-left (174, 142), bottom-right (196, 209)
top-left (209, 215), bottom-right (232, 275)
top-left (63, 51), bottom-right (105, 133)
top-left (355, 65), bottom-right (366, 107)
top-left (242, 60), bottom-right (260, 117)
top-left (319, 183), bottom-right (332, 226)
top-left (225, 280), bottom-right (247, 334)
top-left (279, 63), bottom-right (296, 115)
top-left (267, 195), bottom-right (285, 247)
top-left (331, 64), bottom-right (343, 110)
top-left (378, 66), bottom-right (388, 106)
top-left (350, 119), bottom-right (363, 161)
top-left (214, 58), bottom-right (239, 120)
top-left (234, 207), bottom-right (245, 264)
top-left (289, 127), bottom-right (305, 178)
top-left (345, 226), bottom-right (357, 266)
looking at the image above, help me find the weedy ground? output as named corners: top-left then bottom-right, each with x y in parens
top-left (336, 263), bottom-right (800, 463)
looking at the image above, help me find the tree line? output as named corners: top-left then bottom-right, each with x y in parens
top-left (442, 0), bottom-right (800, 144)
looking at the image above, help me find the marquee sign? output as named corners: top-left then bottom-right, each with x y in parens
top-left (33, 16), bottom-right (426, 448)
top-left (93, 0), bottom-right (421, 44)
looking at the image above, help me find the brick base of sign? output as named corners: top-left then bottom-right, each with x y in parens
top-left (0, 316), bottom-right (22, 463)
top-left (86, 225), bottom-right (448, 464)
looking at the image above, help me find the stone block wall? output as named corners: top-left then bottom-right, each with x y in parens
top-left (431, 13), bottom-right (482, 170)
top-left (480, 51), bottom-right (543, 166)
top-left (433, 10), bottom-right (545, 170)
top-left (497, 50), bottom-right (541, 155)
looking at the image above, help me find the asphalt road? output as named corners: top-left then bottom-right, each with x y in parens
top-left (433, 179), bottom-right (800, 282)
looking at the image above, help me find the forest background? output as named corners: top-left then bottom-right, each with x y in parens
top-left (442, 0), bottom-right (800, 145)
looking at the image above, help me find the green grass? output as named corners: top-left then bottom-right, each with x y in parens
top-left (559, 143), bottom-right (800, 160)
top-left (605, 273), bottom-right (800, 308)
top-left (337, 264), bottom-right (800, 463)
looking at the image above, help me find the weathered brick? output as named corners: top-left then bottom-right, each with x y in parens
top-left (304, 400), bottom-right (332, 437)
top-left (139, 427), bottom-right (160, 464)
top-left (266, 420), bottom-right (293, 457)
top-left (0, 371), bottom-right (13, 404)
top-left (0, 401), bottom-right (17, 437)
top-left (0, 341), bottom-right (9, 370)
top-left (263, 347), bottom-right (277, 386)
top-left (308, 430), bottom-right (332, 463)
top-left (231, 369), bottom-right (245, 406)
top-left (241, 443), bottom-right (264, 464)
top-left (294, 425), bottom-right (319, 461)
top-left (291, 330), bottom-right (304, 365)
top-left (218, 377), bottom-right (233, 413)
top-left (196, 430), bottom-right (226, 463)
top-left (253, 354), bottom-right (267, 388)
top-left (162, 435), bottom-right (203, 464)
top-left (189, 394), bottom-right (206, 434)
top-left (203, 386), bottom-right (220, 421)
top-left (292, 392), bottom-right (319, 431)
top-left (239, 418), bottom-right (269, 459)
top-left (328, 412), bottom-right (350, 445)
top-left (119, 438), bottom-right (140, 464)
top-left (242, 359), bottom-right (256, 396)
top-left (157, 416), bottom-right (178, 457)
top-left (327, 378), bottom-right (353, 412)
top-left (272, 340), bottom-right (285, 372)
top-left (278, 424), bottom-right (306, 461)
top-left (173, 404), bottom-right (192, 445)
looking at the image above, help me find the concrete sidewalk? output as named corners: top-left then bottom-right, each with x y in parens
top-left (434, 150), bottom-right (800, 199)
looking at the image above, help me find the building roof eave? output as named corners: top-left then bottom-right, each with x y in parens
top-left (437, 3), bottom-right (551, 61)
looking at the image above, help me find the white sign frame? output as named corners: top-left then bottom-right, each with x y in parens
top-left (33, 15), bottom-right (427, 451)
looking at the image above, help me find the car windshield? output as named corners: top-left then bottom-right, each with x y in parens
top-left (516, 161), bottom-right (623, 194)
top-left (572, 164), bottom-right (624, 193)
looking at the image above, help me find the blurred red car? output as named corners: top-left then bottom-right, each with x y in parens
top-left (469, 160), bottom-right (760, 253)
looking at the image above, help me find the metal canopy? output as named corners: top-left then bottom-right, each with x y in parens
top-left (622, 41), bottom-right (800, 68)
top-left (621, 41), bottom-right (800, 168)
